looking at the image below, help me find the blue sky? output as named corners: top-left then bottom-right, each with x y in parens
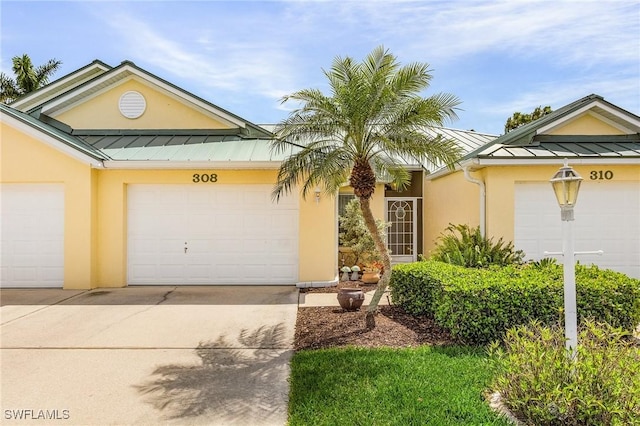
top-left (1, 0), bottom-right (638, 135)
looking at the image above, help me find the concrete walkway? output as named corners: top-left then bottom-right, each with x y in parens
top-left (1, 286), bottom-right (297, 426)
top-left (298, 288), bottom-right (391, 307)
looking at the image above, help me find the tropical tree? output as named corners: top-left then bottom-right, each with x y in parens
top-left (504, 105), bottom-right (552, 133)
top-left (271, 46), bottom-right (462, 328)
top-left (0, 54), bottom-right (62, 103)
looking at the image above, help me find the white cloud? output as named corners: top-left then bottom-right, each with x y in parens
top-left (296, 0), bottom-right (640, 67)
top-left (486, 73), bottom-right (640, 116)
top-left (91, 5), bottom-right (300, 102)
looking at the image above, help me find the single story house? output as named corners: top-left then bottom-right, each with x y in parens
top-left (1, 60), bottom-right (638, 289)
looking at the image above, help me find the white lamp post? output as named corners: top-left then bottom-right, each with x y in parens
top-left (550, 160), bottom-right (582, 357)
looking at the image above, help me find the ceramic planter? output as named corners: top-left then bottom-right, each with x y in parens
top-left (337, 288), bottom-right (365, 311)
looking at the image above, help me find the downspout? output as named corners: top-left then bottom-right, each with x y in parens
top-left (463, 166), bottom-right (486, 237)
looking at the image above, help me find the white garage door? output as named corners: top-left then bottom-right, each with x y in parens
top-left (0, 184), bottom-right (64, 288)
top-left (127, 184), bottom-right (299, 285)
top-left (515, 181), bottom-right (640, 279)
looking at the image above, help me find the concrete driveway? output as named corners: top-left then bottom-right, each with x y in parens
top-left (0, 286), bottom-right (298, 425)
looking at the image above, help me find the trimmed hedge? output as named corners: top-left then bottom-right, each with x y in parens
top-left (390, 261), bottom-right (640, 345)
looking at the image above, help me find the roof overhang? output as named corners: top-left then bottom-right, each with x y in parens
top-left (10, 61), bottom-right (111, 112)
top-left (1, 110), bottom-right (105, 168)
top-left (537, 100), bottom-right (640, 134)
top-left (426, 156), bottom-right (640, 180)
top-left (102, 160), bottom-right (282, 170)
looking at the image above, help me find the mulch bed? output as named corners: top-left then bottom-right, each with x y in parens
top-left (295, 280), bottom-right (457, 350)
top-left (302, 279), bottom-right (378, 293)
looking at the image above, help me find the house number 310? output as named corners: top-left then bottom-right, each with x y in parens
top-left (192, 173), bottom-right (218, 183)
top-left (590, 170), bottom-right (613, 180)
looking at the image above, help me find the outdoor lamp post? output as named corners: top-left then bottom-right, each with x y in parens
top-left (550, 160), bottom-right (583, 356)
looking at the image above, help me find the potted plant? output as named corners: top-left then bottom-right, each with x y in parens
top-left (337, 287), bottom-right (365, 311)
top-left (361, 260), bottom-right (383, 284)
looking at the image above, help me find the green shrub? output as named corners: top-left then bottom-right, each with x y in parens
top-left (489, 320), bottom-right (640, 425)
top-left (390, 261), bottom-right (467, 316)
top-left (389, 261), bottom-right (640, 345)
top-left (431, 224), bottom-right (524, 268)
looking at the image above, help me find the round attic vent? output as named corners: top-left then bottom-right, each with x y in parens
top-left (118, 91), bottom-right (146, 119)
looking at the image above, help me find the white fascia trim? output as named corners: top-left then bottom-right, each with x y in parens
top-left (11, 63), bottom-right (111, 111)
top-left (102, 160), bottom-right (282, 169)
top-left (45, 77), bottom-right (131, 117)
top-left (424, 160), bottom-right (472, 180)
top-left (425, 156), bottom-right (640, 180)
top-left (473, 157), bottom-right (640, 166)
top-left (2, 115), bottom-right (104, 168)
top-left (40, 65), bottom-right (246, 128)
top-left (537, 101), bottom-right (640, 134)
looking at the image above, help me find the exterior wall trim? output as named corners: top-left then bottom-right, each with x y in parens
top-left (41, 65), bottom-right (247, 129)
top-left (2, 115), bottom-right (105, 168)
top-left (427, 157), bottom-right (640, 181)
top-left (296, 276), bottom-right (339, 288)
top-left (536, 101), bottom-right (640, 134)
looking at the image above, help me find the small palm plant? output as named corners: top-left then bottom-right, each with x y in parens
top-left (431, 224), bottom-right (524, 268)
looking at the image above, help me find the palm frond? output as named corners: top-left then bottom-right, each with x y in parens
top-left (0, 73), bottom-right (19, 103)
top-left (35, 58), bottom-right (62, 86)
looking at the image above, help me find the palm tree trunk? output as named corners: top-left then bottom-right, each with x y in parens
top-left (358, 197), bottom-right (392, 329)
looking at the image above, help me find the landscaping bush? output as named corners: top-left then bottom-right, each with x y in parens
top-left (430, 224), bottom-right (524, 268)
top-left (389, 261), bottom-right (640, 345)
top-left (488, 320), bottom-right (640, 425)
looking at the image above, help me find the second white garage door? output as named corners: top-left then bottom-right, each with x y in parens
top-left (128, 184), bottom-right (299, 285)
top-left (515, 181), bottom-right (640, 279)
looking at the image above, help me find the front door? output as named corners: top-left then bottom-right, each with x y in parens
top-left (385, 198), bottom-right (417, 263)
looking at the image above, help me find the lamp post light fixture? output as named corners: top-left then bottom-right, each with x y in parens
top-left (550, 160), bottom-right (583, 357)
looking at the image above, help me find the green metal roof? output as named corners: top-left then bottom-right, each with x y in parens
top-left (462, 94), bottom-right (640, 161)
top-left (74, 130), bottom-right (298, 162)
top-left (0, 104), bottom-right (110, 161)
top-left (474, 134), bottom-right (640, 158)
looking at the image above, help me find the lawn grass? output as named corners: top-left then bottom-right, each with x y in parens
top-left (288, 345), bottom-right (510, 426)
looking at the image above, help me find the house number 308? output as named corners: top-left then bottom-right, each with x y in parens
top-left (192, 173), bottom-right (218, 183)
top-left (590, 170), bottom-right (613, 180)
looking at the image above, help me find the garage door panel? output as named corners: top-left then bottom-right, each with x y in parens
top-left (515, 181), bottom-right (639, 279)
top-left (128, 184), bottom-right (299, 285)
top-left (1, 184), bottom-right (64, 288)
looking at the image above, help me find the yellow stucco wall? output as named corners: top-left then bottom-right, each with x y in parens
top-left (1, 122), bottom-right (96, 289)
top-left (549, 113), bottom-right (626, 135)
top-left (54, 78), bottom-right (234, 130)
top-left (484, 164), bottom-right (640, 243)
top-left (423, 171), bottom-right (480, 254)
top-left (95, 169), bottom-right (337, 287)
top-left (2, 123), bottom-right (338, 288)
top-left (425, 163), bottom-right (640, 255)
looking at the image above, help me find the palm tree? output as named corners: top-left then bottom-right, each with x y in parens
top-left (0, 54), bottom-right (62, 103)
top-left (271, 46), bottom-right (462, 328)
